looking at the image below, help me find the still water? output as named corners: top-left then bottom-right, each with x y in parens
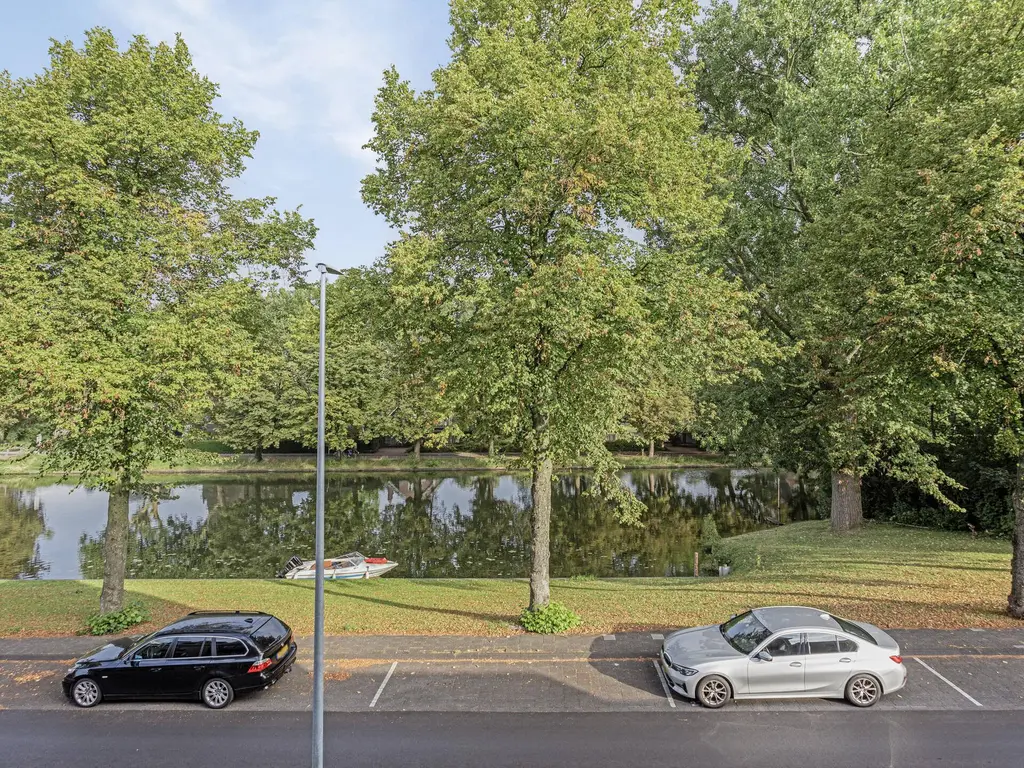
top-left (1, 469), bottom-right (817, 580)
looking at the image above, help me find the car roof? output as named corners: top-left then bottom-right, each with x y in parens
top-left (155, 611), bottom-right (271, 637)
top-left (753, 606), bottom-right (847, 633)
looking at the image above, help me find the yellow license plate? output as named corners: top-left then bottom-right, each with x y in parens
top-left (276, 644), bottom-right (288, 659)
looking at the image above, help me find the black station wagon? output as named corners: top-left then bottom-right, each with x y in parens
top-left (62, 610), bottom-right (297, 709)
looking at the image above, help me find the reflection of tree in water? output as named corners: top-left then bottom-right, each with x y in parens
top-left (0, 486), bottom-right (49, 579)
top-left (77, 470), bottom-right (820, 579)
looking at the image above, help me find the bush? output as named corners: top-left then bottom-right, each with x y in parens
top-left (519, 601), bottom-right (582, 634)
top-left (86, 602), bottom-right (149, 636)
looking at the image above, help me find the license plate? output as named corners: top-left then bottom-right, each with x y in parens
top-left (276, 644), bottom-right (288, 660)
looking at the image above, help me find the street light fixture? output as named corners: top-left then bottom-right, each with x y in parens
top-left (313, 262), bottom-right (343, 768)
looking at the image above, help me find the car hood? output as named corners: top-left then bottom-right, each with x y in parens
top-left (76, 635), bottom-right (143, 664)
top-left (663, 625), bottom-right (744, 664)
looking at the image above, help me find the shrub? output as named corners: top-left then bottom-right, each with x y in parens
top-left (86, 602), bottom-right (149, 636)
top-left (519, 601), bottom-right (582, 634)
top-left (698, 514), bottom-right (722, 566)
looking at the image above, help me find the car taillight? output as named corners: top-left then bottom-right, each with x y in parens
top-left (890, 655), bottom-right (903, 664)
top-left (248, 658), bottom-right (272, 673)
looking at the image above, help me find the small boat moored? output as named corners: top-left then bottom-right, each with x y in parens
top-left (278, 552), bottom-right (398, 580)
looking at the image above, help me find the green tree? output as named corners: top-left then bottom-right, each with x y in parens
top-left (362, 0), bottom-right (763, 610)
top-left (689, 0), bottom-right (972, 532)
top-left (215, 287), bottom-right (316, 460)
top-left (0, 30), bottom-right (315, 613)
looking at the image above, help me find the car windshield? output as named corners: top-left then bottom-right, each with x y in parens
top-left (720, 611), bottom-right (772, 654)
top-left (124, 632), bottom-right (158, 657)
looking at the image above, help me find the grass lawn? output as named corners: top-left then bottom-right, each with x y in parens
top-left (0, 450), bottom-right (726, 477)
top-left (0, 521), bottom-right (1015, 637)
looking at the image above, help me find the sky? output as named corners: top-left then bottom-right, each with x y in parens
top-left (0, 0), bottom-right (455, 272)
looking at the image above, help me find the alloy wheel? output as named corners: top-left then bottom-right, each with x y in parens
top-left (848, 675), bottom-right (879, 706)
top-left (699, 677), bottom-right (730, 708)
top-left (203, 679), bottom-right (232, 709)
top-left (72, 679), bottom-right (101, 708)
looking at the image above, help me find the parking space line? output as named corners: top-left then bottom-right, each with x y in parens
top-left (369, 662), bottom-right (397, 709)
top-left (912, 657), bottom-right (983, 707)
top-left (651, 634), bottom-right (664, 640)
top-left (651, 660), bottom-right (676, 709)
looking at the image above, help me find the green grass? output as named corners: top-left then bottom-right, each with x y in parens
top-left (0, 521), bottom-right (1014, 637)
top-left (0, 450), bottom-right (726, 477)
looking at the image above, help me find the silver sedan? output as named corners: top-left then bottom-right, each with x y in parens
top-left (660, 606), bottom-right (907, 708)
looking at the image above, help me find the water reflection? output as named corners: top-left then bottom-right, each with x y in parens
top-left (0, 486), bottom-right (50, 578)
top-left (9, 470), bottom-right (817, 580)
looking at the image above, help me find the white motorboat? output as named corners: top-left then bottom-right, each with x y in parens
top-left (279, 552), bottom-right (398, 580)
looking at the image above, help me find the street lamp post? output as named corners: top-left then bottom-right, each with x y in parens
top-left (313, 262), bottom-right (342, 768)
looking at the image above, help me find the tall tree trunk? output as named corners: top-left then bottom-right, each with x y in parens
top-left (1008, 454), bottom-right (1024, 618)
top-left (413, 439), bottom-right (422, 459)
top-left (488, 438), bottom-right (495, 457)
top-left (648, 438), bottom-right (655, 458)
top-left (830, 469), bottom-right (863, 533)
top-left (99, 487), bottom-right (130, 615)
top-left (255, 442), bottom-right (263, 462)
top-left (530, 453), bottom-right (553, 611)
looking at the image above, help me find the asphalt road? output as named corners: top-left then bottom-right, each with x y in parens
top-left (2, 710), bottom-right (1021, 768)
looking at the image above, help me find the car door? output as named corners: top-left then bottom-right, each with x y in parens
top-left (746, 632), bottom-right (806, 694)
top-left (118, 637), bottom-right (175, 696)
top-left (165, 637), bottom-right (211, 695)
top-left (803, 632), bottom-right (853, 695)
top-left (211, 636), bottom-right (251, 681)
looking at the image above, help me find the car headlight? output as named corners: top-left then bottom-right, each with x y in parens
top-left (670, 663), bottom-right (699, 676)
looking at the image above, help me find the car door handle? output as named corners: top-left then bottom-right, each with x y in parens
top-left (789, 662), bottom-right (802, 667)
top-left (839, 658), bottom-right (852, 663)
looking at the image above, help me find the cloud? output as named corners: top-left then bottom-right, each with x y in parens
top-left (104, 0), bottom-right (398, 164)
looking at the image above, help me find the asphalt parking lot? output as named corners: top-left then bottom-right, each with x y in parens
top-left (2, 629), bottom-right (1023, 714)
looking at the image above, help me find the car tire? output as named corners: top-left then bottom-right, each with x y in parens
top-left (71, 678), bottom-right (103, 708)
top-left (845, 674), bottom-right (881, 708)
top-left (695, 675), bottom-right (731, 709)
top-left (201, 678), bottom-right (235, 709)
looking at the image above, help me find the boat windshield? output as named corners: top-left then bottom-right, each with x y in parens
top-left (341, 552), bottom-right (364, 564)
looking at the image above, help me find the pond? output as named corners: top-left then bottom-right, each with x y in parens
top-left (1, 469), bottom-right (818, 580)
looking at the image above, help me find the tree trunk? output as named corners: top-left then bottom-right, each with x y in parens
top-left (1008, 454), bottom-right (1024, 619)
top-left (648, 438), bottom-right (655, 458)
top-left (413, 439), bottom-right (422, 459)
top-left (530, 453), bottom-right (553, 611)
top-left (255, 442), bottom-right (263, 462)
top-left (488, 438), bottom-right (495, 457)
top-left (99, 487), bottom-right (130, 615)
top-left (830, 469), bottom-right (863, 533)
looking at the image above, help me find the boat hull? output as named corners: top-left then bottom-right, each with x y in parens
top-left (284, 562), bottom-right (398, 580)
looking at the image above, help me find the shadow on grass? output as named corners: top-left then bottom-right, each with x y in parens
top-left (273, 578), bottom-right (512, 624)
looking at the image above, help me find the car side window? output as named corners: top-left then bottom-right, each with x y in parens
top-left (172, 639), bottom-right (207, 659)
top-left (763, 633), bottom-right (803, 658)
top-left (215, 638), bottom-right (247, 657)
top-left (838, 637), bottom-right (858, 653)
top-left (806, 632), bottom-right (840, 654)
top-left (135, 639), bottom-right (173, 660)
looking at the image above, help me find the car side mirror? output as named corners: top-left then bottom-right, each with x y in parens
top-left (756, 650), bottom-right (772, 662)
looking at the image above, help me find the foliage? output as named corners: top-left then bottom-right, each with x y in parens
top-left (698, 514), bottom-right (722, 564)
top-left (362, 0), bottom-right (767, 610)
top-left (519, 601), bottom-right (582, 634)
top-left (0, 29), bottom-right (316, 612)
top-left (215, 288), bottom-right (317, 459)
top-left (85, 601), bottom-right (149, 636)
top-left (687, 0), bottom-right (1024, 527)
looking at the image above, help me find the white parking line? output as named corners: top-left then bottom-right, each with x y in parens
top-left (369, 662), bottom-right (398, 709)
top-left (652, 660), bottom-right (676, 709)
top-left (651, 633), bottom-right (664, 640)
top-left (912, 657), bottom-right (982, 707)
top-left (604, 634), bottom-right (616, 641)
